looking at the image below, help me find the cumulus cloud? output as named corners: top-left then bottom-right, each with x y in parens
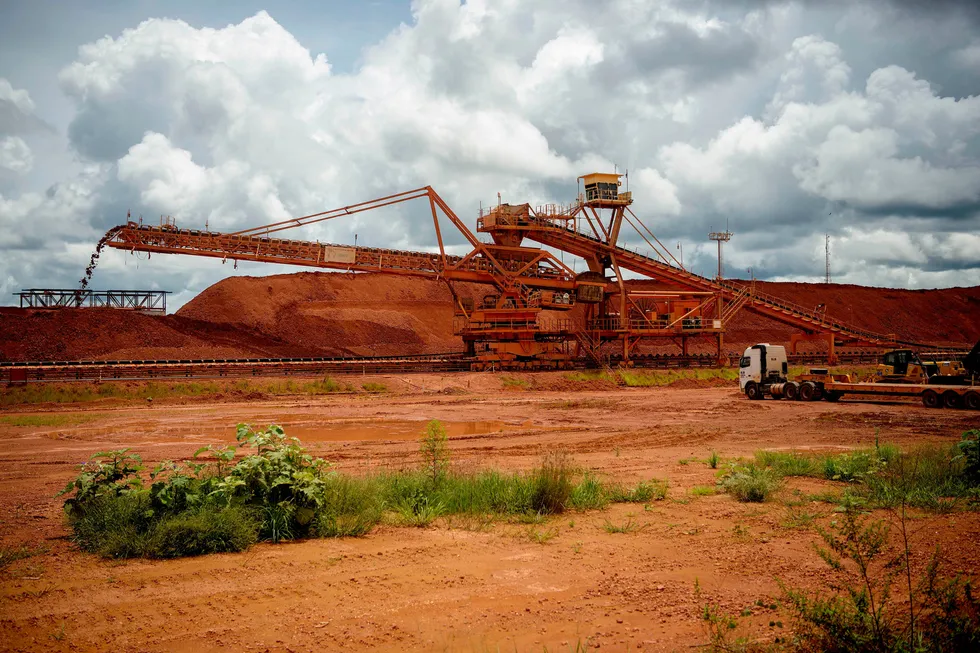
top-left (649, 51), bottom-right (980, 283)
top-left (794, 125), bottom-right (980, 210)
top-left (769, 35), bottom-right (851, 112)
top-left (0, 136), bottom-right (33, 173)
top-left (0, 0), bottom-right (978, 310)
top-left (0, 78), bottom-right (48, 135)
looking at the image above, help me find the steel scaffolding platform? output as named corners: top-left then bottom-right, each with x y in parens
top-left (15, 289), bottom-right (170, 314)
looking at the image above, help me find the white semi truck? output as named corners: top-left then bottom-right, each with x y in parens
top-left (738, 343), bottom-right (980, 410)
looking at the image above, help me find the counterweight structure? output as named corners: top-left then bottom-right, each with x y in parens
top-left (104, 177), bottom-right (919, 369)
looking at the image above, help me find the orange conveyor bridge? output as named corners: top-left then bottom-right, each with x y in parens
top-left (103, 177), bottom-right (931, 369)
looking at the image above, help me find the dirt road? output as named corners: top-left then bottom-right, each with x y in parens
top-left (1, 374), bottom-right (977, 651)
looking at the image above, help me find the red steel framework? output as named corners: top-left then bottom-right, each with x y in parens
top-left (103, 177), bottom-right (935, 369)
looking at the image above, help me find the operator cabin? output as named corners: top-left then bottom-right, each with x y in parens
top-left (579, 172), bottom-right (626, 204)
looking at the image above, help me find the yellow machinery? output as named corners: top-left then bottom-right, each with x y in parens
top-left (874, 349), bottom-right (968, 385)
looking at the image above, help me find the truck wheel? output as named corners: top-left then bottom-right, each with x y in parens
top-left (922, 389), bottom-right (940, 409)
top-left (784, 382), bottom-right (799, 401)
top-left (825, 391), bottom-right (842, 402)
top-left (964, 391), bottom-right (980, 411)
top-left (799, 381), bottom-right (816, 402)
top-left (942, 391), bottom-right (962, 409)
top-left (745, 382), bottom-right (762, 400)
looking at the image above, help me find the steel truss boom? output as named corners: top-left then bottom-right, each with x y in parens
top-left (107, 187), bottom-right (576, 293)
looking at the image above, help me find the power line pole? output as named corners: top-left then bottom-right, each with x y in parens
top-left (825, 234), bottom-right (831, 284)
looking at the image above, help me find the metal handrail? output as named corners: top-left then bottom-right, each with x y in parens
top-left (518, 216), bottom-right (910, 345)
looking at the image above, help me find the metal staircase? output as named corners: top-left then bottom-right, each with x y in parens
top-left (519, 214), bottom-right (933, 348)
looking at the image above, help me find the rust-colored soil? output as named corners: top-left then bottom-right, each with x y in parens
top-left (1, 376), bottom-right (977, 651)
top-left (2, 273), bottom-right (978, 362)
top-left (177, 272), bottom-right (487, 357)
top-left (723, 280), bottom-right (980, 346)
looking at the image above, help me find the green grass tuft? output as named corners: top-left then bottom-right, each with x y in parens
top-left (0, 413), bottom-right (103, 427)
top-left (0, 543), bottom-right (47, 570)
top-left (755, 450), bottom-right (820, 477)
top-left (721, 465), bottom-right (783, 502)
top-left (568, 473), bottom-right (609, 511)
top-left (500, 376), bottom-right (531, 389)
top-left (602, 517), bottom-right (646, 534)
top-left (609, 479), bottom-right (669, 503)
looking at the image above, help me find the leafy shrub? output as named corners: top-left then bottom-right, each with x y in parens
top-left (59, 424), bottom-right (334, 556)
top-left (58, 449), bottom-right (145, 518)
top-left (958, 429), bottom-right (980, 486)
top-left (721, 465), bottom-right (783, 502)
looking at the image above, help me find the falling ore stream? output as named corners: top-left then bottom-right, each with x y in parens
top-left (79, 226), bottom-right (124, 291)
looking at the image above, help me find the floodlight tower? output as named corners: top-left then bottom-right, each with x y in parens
top-left (825, 233), bottom-right (831, 284)
top-left (708, 230), bottom-right (733, 280)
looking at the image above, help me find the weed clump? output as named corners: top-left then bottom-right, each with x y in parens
top-left (707, 450), bottom-right (720, 469)
top-left (721, 465), bottom-right (783, 502)
top-left (529, 451), bottom-right (573, 514)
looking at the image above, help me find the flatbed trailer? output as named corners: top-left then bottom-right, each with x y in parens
top-left (816, 380), bottom-right (980, 410)
top-left (738, 343), bottom-right (980, 410)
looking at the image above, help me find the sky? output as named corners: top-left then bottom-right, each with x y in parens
top-left (1, 0), bottom-right (978, 310)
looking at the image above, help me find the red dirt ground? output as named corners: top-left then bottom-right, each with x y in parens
top-left (2, 273), bottom-right (978, 362)
top-left (0, 376), bottom-right (978, 651)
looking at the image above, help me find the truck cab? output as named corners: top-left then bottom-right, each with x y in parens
top-left (739, 344), bottom-right (788, 399)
